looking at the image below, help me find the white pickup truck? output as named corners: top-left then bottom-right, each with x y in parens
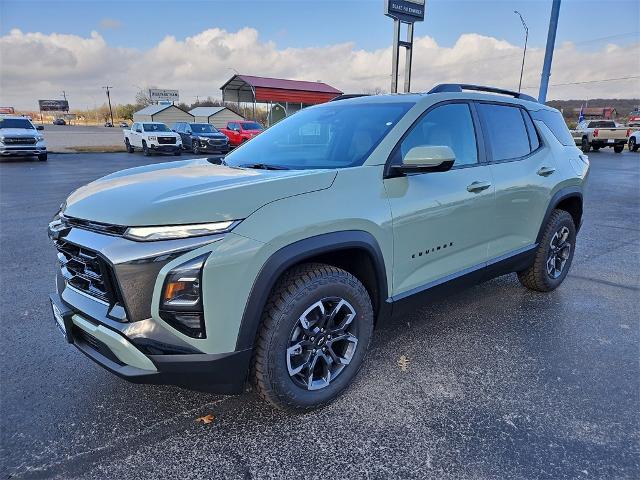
top-left (571, 120), bottom-right (630, 154)
top-left (123, 121), bottom-right (182, 156)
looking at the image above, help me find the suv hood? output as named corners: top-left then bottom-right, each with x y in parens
top-left (195, 132), bottom-right (227, 139)
top-left (64, 158), bottom-right (336, 227)
top-left (1, 128), bottom-right (38, 137)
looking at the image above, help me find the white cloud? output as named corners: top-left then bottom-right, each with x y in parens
top-left (0, 27), bottom-right (638, 110)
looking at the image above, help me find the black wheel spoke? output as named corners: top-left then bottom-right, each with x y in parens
top-left (286, 297), bottom-right (359, 391)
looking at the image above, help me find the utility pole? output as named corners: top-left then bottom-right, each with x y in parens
top-left (539, 0), bottom-right (561, 103)
top-left (102, 86), bottom-right (114, 125)
top-left (513, 11), bottom-right (528, 93)
top-left (62, 91), bottom-right (67, 101)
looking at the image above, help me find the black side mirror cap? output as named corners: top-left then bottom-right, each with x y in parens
top-left (36, 125), bottom-right (44, 130)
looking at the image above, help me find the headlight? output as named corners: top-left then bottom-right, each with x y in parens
top-left (124, 220), bottom-right (237, 241)
top-left (198, 136), bottom-right (209, 141)
top-left (148, 136), bottom-right (157, 141)
top-left (0, 136), bottom-right (4, 145)
top-left (160, 253), bottom-right (209, 338)
top-left (36, 135), bottom-right (44, 141)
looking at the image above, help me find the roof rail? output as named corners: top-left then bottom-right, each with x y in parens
top-left (330, 94), bottom-right (370, 102)
top-left (428, 84), bottom-right (538, 103)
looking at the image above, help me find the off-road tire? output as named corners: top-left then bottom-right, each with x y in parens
top-left (613, 144), bottom-right (624, 153)
top-left (518, 209), bottom-right (576, 292)
top-left (581, 137), bottom-right (591, 153)
top-left (629, 137), bottom-right (638, 152)
top-left (125, 139), bottom-right (134, 153)
top-left (592, 145), bottom-right (600, 151)
top-left (142, 141), bottom-right (151, 156)
top-left (38, 153), bottom-right (47, 161)
top-left (253, 263), bottom-right (374, 412)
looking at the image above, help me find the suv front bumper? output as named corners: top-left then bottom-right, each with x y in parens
top-left (1, 145), bottom-right (47, 156)
top-left (50, 292), bottom-right (251, 393)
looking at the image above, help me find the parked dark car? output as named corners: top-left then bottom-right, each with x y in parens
top-left (119, 121), bottom-right (129, 128)
top-left (172, 122), bottom-right (230, 154)
top-left (104, 121), bottom-right (114, 127)
top-left (52, 118), bottom-right (66, 126)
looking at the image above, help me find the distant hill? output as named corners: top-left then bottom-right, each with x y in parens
top-left (547, 99), bottom-right (639, 127)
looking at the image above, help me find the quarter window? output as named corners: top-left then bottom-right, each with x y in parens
top-left (521, 110), bottom-right (540, 151)
top-left (399, 103), bottom-right (478, 167)
top-left (478, 103), bottom-right (531, 161)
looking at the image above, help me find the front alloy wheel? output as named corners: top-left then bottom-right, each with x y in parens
top-left (546, 226), bottom-right (571, 279)
top-left (286, 297), bottom-right (359, 391)
top-left (254, 263), bottom-right (373, 411)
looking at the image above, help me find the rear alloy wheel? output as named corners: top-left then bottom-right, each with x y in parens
top-left (629, 137), bottom-right (638, 152)
top-left (581, 137), bottom-right (591, 153)
top-left (518, 209), bottom-right (576, 292)
top-left (613, 144), bottom-right (624, 153)
top-left (254, 263), bottom-right (373, 411)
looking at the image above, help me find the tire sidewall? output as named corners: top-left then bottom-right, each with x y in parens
top-left (264, 274), bottom-right (373, 409)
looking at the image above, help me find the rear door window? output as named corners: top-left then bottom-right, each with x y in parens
top-left (478, 103), bottom-right (531, 161)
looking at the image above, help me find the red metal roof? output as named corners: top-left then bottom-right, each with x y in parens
top-left (234, 75), bottom-right (342, 94)
top-left (221, 75), bottom-right (343, 105)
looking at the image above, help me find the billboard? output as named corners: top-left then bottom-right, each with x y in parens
top-left (384, 0), bottom-right (426, 23)
top-left (39, 100), bottom-right (69, 112)
top-left (149, 89), bottom-right (179, 102)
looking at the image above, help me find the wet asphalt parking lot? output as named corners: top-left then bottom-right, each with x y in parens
top-left (1, 150), bottom-right (638, 479)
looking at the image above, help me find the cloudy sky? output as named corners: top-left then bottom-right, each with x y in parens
top-left (1, 0), bottom-right (638, 110)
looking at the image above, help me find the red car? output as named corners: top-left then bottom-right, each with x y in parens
top-left (219, 121), bottom-right (264, 147)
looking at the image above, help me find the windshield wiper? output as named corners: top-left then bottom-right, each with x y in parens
top-left (239, 163), bottom-right (290, 170)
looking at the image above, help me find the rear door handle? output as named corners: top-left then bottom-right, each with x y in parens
top-left (537, 166), bottom-right (556, 177)
top-left (466, 181), bottom-right (492, 193)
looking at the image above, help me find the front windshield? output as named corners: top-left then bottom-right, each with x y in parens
top-left (143, 123), bottom-right (170, 132)
top-left (225, 102), bottom-right (412, 170)
top-left (0, 118), bottom-right (35, 129)
top-left (241, 121), bottom-right (263, 130)
top-left (190, 123), bottom-right (217, 134)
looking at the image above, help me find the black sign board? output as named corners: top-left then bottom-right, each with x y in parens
top-left (38, 100), bottom-right (69, 112)
top-left (384, 0), bottom-right (425, 23)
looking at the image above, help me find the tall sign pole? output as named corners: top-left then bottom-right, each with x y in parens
top-left (102, 86), bottom-right (114, 125)
top-left (385, 1), bottom-right (425, 93)
top-left (539, 0), bottom-right (561, 103)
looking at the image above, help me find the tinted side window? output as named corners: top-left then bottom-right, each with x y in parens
top-left (521, 110), bottom-right (540, 151)
top-left (399, 103), bottom-right (478, 167)
top-left (478, 103), bottom-right (530, 161)
top-left (530, 109), bottom-right (574, 146)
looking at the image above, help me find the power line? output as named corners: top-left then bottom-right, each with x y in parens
top-left (522, 75), bottom-right (640, 90)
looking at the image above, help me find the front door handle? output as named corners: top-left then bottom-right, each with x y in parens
top-left (537, 166), bottom-right (556, 177)
top-left (466, 181), bottom-right (492, 193)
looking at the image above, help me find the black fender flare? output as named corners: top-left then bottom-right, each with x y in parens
top-left (536, 187), bottom-right (583, 243)
top-left (234, 230), bottom-right (390, 351)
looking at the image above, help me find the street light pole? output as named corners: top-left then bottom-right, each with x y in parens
top-left (514, 11), bottom-right (528, 93)
top-left (102, 86), bottom-right (114, 125)
top-left (539, 0), bottom-right (562, 103)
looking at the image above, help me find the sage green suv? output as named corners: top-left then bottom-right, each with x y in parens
top-left (48, 84), bottom-right (589, 411)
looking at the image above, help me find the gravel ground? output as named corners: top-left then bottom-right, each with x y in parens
top-left (0, 150), bottom-right (638, 479)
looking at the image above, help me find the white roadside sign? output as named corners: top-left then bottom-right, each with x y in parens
top-left (149, 89), bottom-right (179, 102)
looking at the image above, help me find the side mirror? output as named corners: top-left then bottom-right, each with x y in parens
top-left (36, 125), bottom-right (44, 131)
top-left (393, 145), bottom-right (455, 174)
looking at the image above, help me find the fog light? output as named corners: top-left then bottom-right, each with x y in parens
top-left (160, 253), bottom-right (209, 338)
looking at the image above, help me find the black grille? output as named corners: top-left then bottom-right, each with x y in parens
top-left (62, 216), bottom-right (127, 236)
top-left (4, 137), bottom-right (36, 145)
top-left (55, 240), bottom-right (116, 304)
top-left (158, 136), bottom-right (176, 145)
